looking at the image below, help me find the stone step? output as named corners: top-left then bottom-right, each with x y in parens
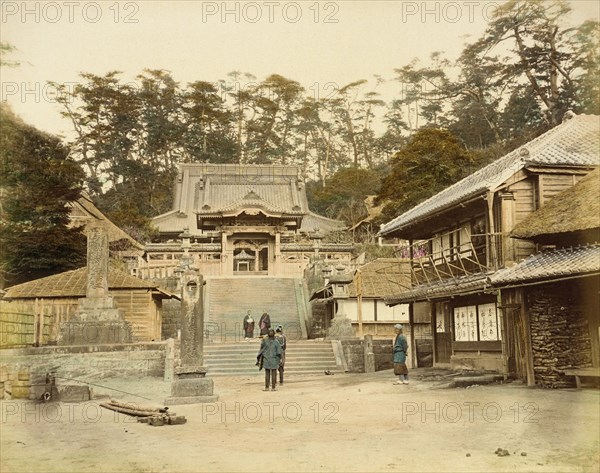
top-left (206, 367), bottom-right (341, 376)
top-left (204, 351), bottom-right (333, 363)
top-left (206, 358), bottom-right (337, 366)
top-left (204, 343), bottom-right (333, 353)
top-left (203, 339), bottom-right (340, 376)
top-left (205, 341), bottom-right (333, 348)
top-left (206, 278), bottom-right (304, 336)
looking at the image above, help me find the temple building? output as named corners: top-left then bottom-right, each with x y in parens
top-left (134, 164), bottom-right (351, 281)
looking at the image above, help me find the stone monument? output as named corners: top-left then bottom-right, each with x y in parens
top-left (58, 223), bottom-right (132, 345)
top-left (326, 314), bottom-right (357, 340)
top-left (165, 265), bottom-right (217, 405)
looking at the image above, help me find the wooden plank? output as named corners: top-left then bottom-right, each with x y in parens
top-left (518, 289), bottom-right (535, 386)
top-left (563, 368), bottom-right (600, 377)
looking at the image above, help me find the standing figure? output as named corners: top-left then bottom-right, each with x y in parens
top-left (259, 311), bottom-right (271, 336)
top-left (275, 325), bottom-right (287, 384)
top-left (257, 329), bottom-right (282, 391)
top-left (393, 323), bottom-right (409, 385)
top-left (243, 311), bottom-right (255, 339)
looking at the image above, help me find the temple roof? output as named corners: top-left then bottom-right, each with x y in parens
top-left (153, 164), bottom-right (344, 234)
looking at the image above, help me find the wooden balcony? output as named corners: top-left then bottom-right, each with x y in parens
top-left (396, 232), bottom-right (507, 286)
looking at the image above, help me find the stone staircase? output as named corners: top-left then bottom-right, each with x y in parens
top-left (204, 339), bottom-right (343, 377)
top-left (205, 277), bottom-right (308, 341)
top-left (203, 277), bottom-right (340, 376)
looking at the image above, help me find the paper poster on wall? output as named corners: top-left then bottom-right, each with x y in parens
top-left (478, 303), bottom-right (500, 341)
top-left (436, 311), bottom-right (446, 333)
top-left (466, 306), bottom-right (477, 341)
top-left (454, 306), bottom-right (478, 341)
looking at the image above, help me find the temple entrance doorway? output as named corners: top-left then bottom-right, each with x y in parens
top-left (232, 239), bottom-right (269, 274)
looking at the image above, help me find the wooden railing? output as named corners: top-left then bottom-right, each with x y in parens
top-left (396, 232), bottom-right (507, 286)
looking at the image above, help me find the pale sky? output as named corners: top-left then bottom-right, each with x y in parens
top-left (2, 0), bottom-right (599, 138)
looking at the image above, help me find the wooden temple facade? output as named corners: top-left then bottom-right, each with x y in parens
top-left (133, 164), bottom-right (350, 281)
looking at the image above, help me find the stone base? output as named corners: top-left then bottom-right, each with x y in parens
top-left (58, 318), bottom-right (132, 345)
top-left (170, 377), bottom-right (214, 397)
top-left (164, 395), bottom-right (219, 405)
top-left (165, 376), bottom-right (217, 405)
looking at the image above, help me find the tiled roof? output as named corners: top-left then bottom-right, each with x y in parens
top-left (489, 244), bottom-right (600, 286)
top-left (4, 267), bottom-right (174, 299)
top-left (384, 273), bottom-right (492, 305)
top-left (153, 164), bottom-right (345, 234)
top-left (300, 212), bottom-right (347, 232)
top-left (511, 168), bottom-right (600, 239)
top-left (380, 113), bottom-right (600, 236)
top-left (347, 258), bottom-right (411, 298)
top-left (200, 183), bottom-right (305, 215)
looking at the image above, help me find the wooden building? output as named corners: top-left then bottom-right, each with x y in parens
top-left (311, 258), bottom-right (411, 335)
top-left (0, 267), bottom-right (178, 347)
top-left (135, 164), bottom-right (349, 281)
top-left (380, 112), bottom-right (599, 375)
top-left (489, 168), bottom-right (600, 387)
top-left (309, 258), bottom-right (438, 367)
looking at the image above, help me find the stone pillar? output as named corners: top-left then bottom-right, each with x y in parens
top-left (165, 270), bottom-right (217, 405)
top-left (364, 334), bottom-right (375, 373)
top-left (58, 224), bottom-right (132, 345)
top-left (221, 232), bottom-right (232, 276)
top-left (274, 231), bottom-right (281, 276)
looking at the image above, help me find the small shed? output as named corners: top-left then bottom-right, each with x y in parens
top-left (1, 267), bottom-right (178, 347)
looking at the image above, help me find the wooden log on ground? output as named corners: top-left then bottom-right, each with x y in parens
top-left (109, 399), bottom-right (169, 413)
top-left (100, 402), bottom-right (155, 418)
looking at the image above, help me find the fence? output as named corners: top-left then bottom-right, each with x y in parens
top-left (0, 310), bottom-right (36, 348)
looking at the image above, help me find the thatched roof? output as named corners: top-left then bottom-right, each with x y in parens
top-left (512, 167), bottom-right (600, 239)
top-left (3, 267), bottom-right (177, 300)
top-left (346, 258), bottom-right (411, 298)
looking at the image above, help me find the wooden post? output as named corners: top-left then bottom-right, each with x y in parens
top-left (486, 191), bottom-right (498, 270)
top-left (518, 288), bottom-right (536, 386)
top-left (409, 301), bottom-right (415, 368)
top-left (355, 270), bottom-right (363, 338)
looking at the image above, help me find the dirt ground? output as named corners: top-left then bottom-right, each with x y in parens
top-left (1, 369), bottom-right (599, 473)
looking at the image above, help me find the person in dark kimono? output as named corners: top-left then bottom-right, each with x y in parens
top-left (275, 325), bottom-right (287, 384)
top-left (243, 310), bottom-right (255, 339)
top-left (258, 311), bottom-right (271, 337)
top-left (257, 329), bottom-right (282, 391)
top-left (393, 323), bottom-right (409, 385)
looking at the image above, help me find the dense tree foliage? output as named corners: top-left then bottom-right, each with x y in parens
top-left (308, 167), bottom-right (383, 224)
top-left (47, 1), bottom-right (598, 233)
top-left (376, 129), bottom-right (477, 223)
top-left (0, 105), bottom-right (86, 287)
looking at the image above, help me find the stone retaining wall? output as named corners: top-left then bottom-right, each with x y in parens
top-left (0, 342), bottom-right (167, 400)
top-left (340, 339), bottom-right (395, 373)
